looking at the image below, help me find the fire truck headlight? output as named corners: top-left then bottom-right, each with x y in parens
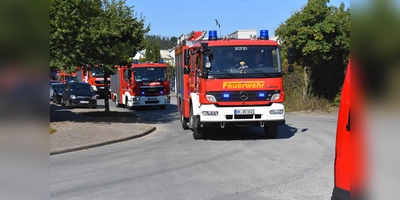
top-left (205, 62), bottom-right (211, 69)
top-left (269, 109), bottom-right (284, 115)
top-left (70, 95), bottom-right (76, 99)
top-left (164, 96), bottom-right (170, 100)
top-left (91, 86), bottom-right (97, 91)
top-left (206, 95), bottom-right (217, 102)
top-left (91, 95), bottom-right (97, 99)
top-left (271, 93), bottom-right (281, 100)
top-left (132, 97), bottom-right (140, 101)
top-left (202, 111), bottom-right (218, 116)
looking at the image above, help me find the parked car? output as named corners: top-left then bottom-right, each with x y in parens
top-left (61, 82), bottom-right (97, 108)
top-left (50, 82), bottom-right (59, 101)
top-left (52, 83), bottom-right (65, 104)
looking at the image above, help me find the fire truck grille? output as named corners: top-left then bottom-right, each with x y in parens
top-left (140, 86), bottom-right (164, 96)
top-left (207, 90), bottom-right (280, 102)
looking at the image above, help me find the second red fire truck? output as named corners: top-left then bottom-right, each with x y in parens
top-left (110, 60), bottom-right (171, 109)
top-left (76, 65), bottom-right (110, 96)
top-left (175, 30), bottom-right (292, 139)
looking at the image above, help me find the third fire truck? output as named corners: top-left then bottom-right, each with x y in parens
top-left (76, 65), bottom-right (110, 96)
top-left (175, 30), bottom-right (292, 139)
top-left (110, 60), bottom-right (171, 109)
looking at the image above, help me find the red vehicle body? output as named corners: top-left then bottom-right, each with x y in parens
top-left (57, 71), bottom-right (77, 84)
top-left (76, 65), bottom-right (110, 96)
top-left (331, 59), bottom-right (367, 200)
top-left (175, 30), bottom-right (287, 139)
top-left (110, 61), bottom-right (171, 109)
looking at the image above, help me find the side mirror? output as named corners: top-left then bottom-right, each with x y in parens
top-left (127, 69), bottom-right (132, 80)
top-left (287, 47), bottom-right (294, 65)
top-left (184, 49), bottom-right (190, 65)
top-left (288, 65), bottom-right (294, 73)
top-left (183, 67), bottom-right (190, 74)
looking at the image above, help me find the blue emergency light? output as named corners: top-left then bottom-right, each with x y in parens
top-left (223, 93), bottom-right (230, 98)
top-left (260, 30), bottom-right (269, 40)
top-left (141, 91), bottom-right (145, 94)
top-left (258, 93), bottom-right (265, 97)
top-left (133, 60), bottom-right (139, 64)
top-left (208, 30), bottom-right (218, 40)
top-left (159, 59), bottom-right (164, 63)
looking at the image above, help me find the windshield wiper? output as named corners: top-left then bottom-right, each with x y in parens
top-left (251, 70), bottom-right (273, 78)
top-left (220, 72), bottom-right (237, 78)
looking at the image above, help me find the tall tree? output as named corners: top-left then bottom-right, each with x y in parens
top-left (50, 0), bottom-right (150, 112)
top-left (275, 0), bottom-right (350, 100)
top-left (89, 0), bottom-right (150, 112)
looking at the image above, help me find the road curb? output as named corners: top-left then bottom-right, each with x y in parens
top-left (50, 126), bottom-right (156, 156)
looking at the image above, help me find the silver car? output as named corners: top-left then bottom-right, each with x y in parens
top-left (50, 83), bottom-right (59, 101)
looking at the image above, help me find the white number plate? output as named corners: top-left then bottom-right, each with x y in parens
top-left (99, 87), bottom-right (104, 89)
top-left (148, 98), bottom-right (157, 101)
top-left (235, 109), bottom-right (254, 115)
top-left (80, 101), bottom-right (89, 104)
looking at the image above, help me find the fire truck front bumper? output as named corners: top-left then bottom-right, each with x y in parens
top-left (91, 86), bottom-right (108, 95)
top-left (129, 95), bottom-right (171, 106)
top-left (199, 103), bottom-right (285, 123)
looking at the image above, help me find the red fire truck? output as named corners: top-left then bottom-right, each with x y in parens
top-left (175, 30), bottom-right (291, 139)
top-left (76, 65), bottom-right (110, 96)
top-left (57, 71), bottom-right (77, 84)
top-left (110, 60), bottom-right (171, 109)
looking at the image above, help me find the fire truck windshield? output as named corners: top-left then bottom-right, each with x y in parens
top-left (134, 67), bottom-right (167, 82)
top-left (208, 46), bottom-right (282, 78)
top-left (91, 67), bottom-right (104, 77)
top-left (65, 76), bottom-right (77, 82)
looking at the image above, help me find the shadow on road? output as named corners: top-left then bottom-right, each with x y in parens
top-left (193, 123), bottom-right (303, 141)
top-left (130, 104), bottom-right (180, 124)
top-left (50, 103), bottom-right (144, 124)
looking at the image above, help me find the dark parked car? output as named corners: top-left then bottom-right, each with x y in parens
top-left (61, 82), bottom-right (97, 108)
top-left (52, 83), bottom-right (65, 104)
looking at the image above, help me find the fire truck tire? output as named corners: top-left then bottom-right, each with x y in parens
top-left (125, 97), bottom-right (132, 110)
top-left (190, 106), bottom-right (204, 139)
top-left (181, 114), bottom-right (189, 130)
top-left (114, 97), bottom-right (122, 107)
top-left (264, 123), bottom-right (278, 139)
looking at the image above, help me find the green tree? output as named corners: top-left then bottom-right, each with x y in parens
top-left (275, 0), bottom-right (350, 100)
top-left (50, 0), bottom-right (150, 112)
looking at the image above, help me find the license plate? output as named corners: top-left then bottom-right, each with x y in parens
top-left (80, 101), bottom-right (89, 104)
top-left (99, 87), bottom-right (104, 89)
top-left (148, 98), bottom-right (157, 101)
top-left (235, 109), bottom-right (254, 115)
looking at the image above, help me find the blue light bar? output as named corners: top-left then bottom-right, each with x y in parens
top-left (260, 30), bottom-right (269, 40)
top-left (160, 91), bottom-right (163, 94)
top-left (133, 60), bottom-right (139, 64)
top-left (209, 30), bottom-right (217, 40)
top-left (258, 93), bottom-right (265, 97)
top-left (141, 91), bottom-right (145, 94)
top-left (223, 93), bottom-right (230, 98)
top-left (159, 59), bottom-right (164, 63)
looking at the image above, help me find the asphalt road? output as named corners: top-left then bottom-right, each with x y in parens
top-left (50, 94), bottom-right (338, 200)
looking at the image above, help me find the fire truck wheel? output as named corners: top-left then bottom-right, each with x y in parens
top-left (264, 123), bottom-right (278, 139)
top-left (190, 107), bottom-right (204, 139)
top-left (181, 114), bottom-right (189, 130)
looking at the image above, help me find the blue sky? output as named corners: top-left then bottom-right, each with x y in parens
top-left (126, 0), bottom-right (350, 38)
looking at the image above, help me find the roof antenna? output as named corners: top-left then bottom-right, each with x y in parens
top-left (215, 19), bottom-right (221, 38)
